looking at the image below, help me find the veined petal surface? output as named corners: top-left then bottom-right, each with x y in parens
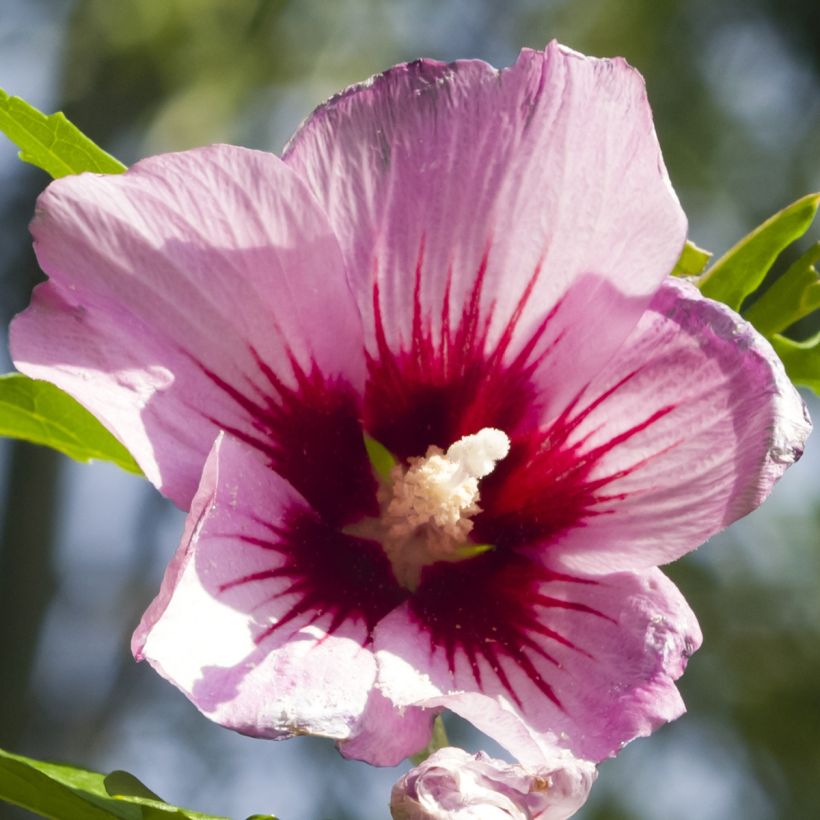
top-left (285, 41), bottom-right (687, 428)
top-left (10, 41), bottom-right (810, 775)
top-left (471, 278), bottom-right (811, 573)
top-left (372, 561), bottom-right (701, 763)
top-left (11, 145), bottom-right (368, 514)
top-left (134, 433), bottom-right (404, 741)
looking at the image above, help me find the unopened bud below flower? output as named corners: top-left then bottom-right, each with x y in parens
top-left (390, 746), bottom-right (596, 820)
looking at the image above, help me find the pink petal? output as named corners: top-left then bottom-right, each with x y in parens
top-left (285, 42), bottom-right (686, 428)
top-left (11, 145), bottom-right (366, 511)
top-left (390, 746), bottom-right (595, 820)
top-left (134, 433), bottom-right (405, 742)
top-left (372, 560), bottom-right (701, 763)
top-left (338, 689), bottom-right (436, 767)
top-left (476, 277), bottom-right (810, 574)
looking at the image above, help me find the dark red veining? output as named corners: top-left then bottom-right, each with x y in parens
top-left (364, 238), bottom-right (674, 554)
top-left (198, 350), bottom-right (378, 528)
top-left (225, 507), bottom-right (407, 639)
top-left (410, 550), bottom-right (609, 708)
top-left (364, 241), bottom-right (552, 460)
top-left (191, 236), bottom-right (673, 706)
top-left (475, 395), bottom-right (676, 550)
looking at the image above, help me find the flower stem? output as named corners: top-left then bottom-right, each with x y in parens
top-left (409, 715), bottom-right (450, 765)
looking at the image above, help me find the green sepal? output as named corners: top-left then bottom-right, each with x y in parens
top-left (769, 332), bottom-right (820, 393)
top-left (743, 242), bottom-right (820, 336)
top-left (697, 193), bottom-right (820, 311)
top-left (453, 542), bottom-right (495, 559)
top-left (671, 240), bottom-right (712, 277)
top-left (409, 715), bottom-right (450, 766)
top-left (0, 746), bottom-right (250, 819)
top-left (363, 432), bottom-right (397, 480)
top-left (0, 374), bottom-right (142, 475)
top-left (0, 88), bottom-right (125, 177)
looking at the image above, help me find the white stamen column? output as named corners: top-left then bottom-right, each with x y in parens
top-left (381, 428), bottom-right (510, 588)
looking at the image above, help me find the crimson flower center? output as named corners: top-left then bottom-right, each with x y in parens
top-left (358, 427), bottom-right (511, 590)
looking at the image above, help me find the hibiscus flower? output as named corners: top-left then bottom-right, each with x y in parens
top-left (11, 42), bottom-right (809, 768)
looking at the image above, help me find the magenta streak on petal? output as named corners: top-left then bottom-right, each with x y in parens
top-left (360, 239), bottom-right (682, 710)
top-left (365, 239), bottom-right (557, 460)
top-left (365, 232), bottom-right (678, 552)
top-left (410, 551), bottom-right (608, 709)
top-left (216, 506), bottom-right (406, 641)
top-left (191, 349), bottom-right (377, 528)
top-left (475, 388), bottom-right (678, 550)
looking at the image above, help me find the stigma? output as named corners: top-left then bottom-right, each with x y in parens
top-left (379, 428), bottom-right (510, 588)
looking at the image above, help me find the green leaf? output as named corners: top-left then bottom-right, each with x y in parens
top-left (743, 242), bottom-right (820, 336)
top-left (0, 88), bottom-right (125, 177)
top-left (770, 333), bottom-right (820, 393)
top-left (0, 747), bottom-right (239, 819)
top-left (409, 715), bottom-right (450, 766)
top-left (0, 374), bottom-right (142, 474)
top-left (671, 240), bottom-right (712, 277)
top-left (103, 771), bottom-right (164, 803)
top-left (697, 193), bottom-right (820, 311)
top-left (0, 98), bottom-right (135, 469)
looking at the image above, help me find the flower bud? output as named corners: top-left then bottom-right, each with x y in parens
top-left (390, 747), bottom-right (596, 819)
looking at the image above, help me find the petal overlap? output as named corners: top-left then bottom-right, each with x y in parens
top-left (472, 278), bottom-right (810, 574)
top-left (372, 559), bottom-right (701, 762)
top-left (11, 145), bottom-right (367, 511)
top-left (390, 746), bottom-right (595, 820)
top-left (9, 43), bottom-right (811, 777)
top-left (285, 42), bottom-right (687, 422)
top-left (135, 433), bottom-right (403, 741)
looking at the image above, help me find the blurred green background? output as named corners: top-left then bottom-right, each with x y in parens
top-left (0, 1), bottom-right (818, 818)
